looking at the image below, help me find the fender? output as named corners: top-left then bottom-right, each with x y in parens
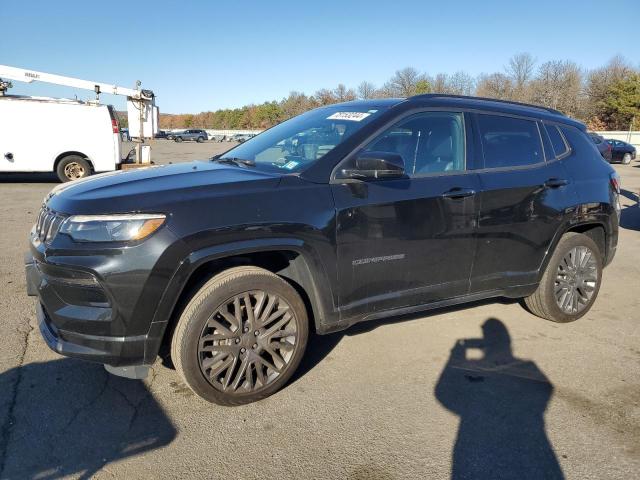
top-left (535, 202), bottom-right (615, 284)
top-left (142, 237), bottom-right (338, 363)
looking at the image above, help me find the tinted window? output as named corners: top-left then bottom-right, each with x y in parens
top-left (364, 112), bottom-right (465, 175)
top-left (478, 114), bottom-right (543, 168)
top-left (561, 126), bottom-right (602, 160)
top-left (545, 124), bottom-right (569, 157)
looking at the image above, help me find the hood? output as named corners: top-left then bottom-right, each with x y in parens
top-left (47, 160), bottom-right (282, 214)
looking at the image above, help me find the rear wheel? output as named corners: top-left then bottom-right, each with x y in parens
top-left (622, 153), bottom-right (632, 165)
top-left (523, 232), bottom-right (602, 323)
top-left (171, 266), bottom-right (309, 405)
top-left (56, 155), bottom-right (91, 182)
top-left (175, 136), bottom-right (183, 143)
top-left (197, 136), bottom-right (205, 143)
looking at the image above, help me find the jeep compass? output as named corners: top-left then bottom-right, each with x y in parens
top-left (26, 95), bottom-right (620, 405)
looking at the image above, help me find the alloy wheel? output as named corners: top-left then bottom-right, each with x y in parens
top-left (198, 290), bottom-right (298, 394)
top-left (554, 246), bottom-right (598, 314)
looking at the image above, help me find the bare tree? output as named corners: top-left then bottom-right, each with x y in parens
top-left (280, 91), bottom-right (313, 119)
top-left (448, 71), bottom-right (475, 95)
top-left (357, 81), bottom-right (377, 99)
top-left (313, 88), bottom-right (337, 106)
top-left (428, 72), bottom-right (473, 95)
top-left (506, 52), bottom-right (536, 101)
top-left (506, 53), bottom-right (535, 86)
top-left (531, 60), bottom-right (584, 117)
top-left (432, 73), bottom-right (449, 93)
top-left (333, 84), bottom-right (357, 102)
top-left (385, 67), bottom-right (428, 97)
top-left (476, 73), bottom-right (514, 99)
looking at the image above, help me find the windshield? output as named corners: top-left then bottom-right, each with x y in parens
top-left (218, 105), bottom-right (387, 173)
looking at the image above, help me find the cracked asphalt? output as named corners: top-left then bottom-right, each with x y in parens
top-left (1, 141), bottom-right (639, 479)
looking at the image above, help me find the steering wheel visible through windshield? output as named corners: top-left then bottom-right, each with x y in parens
top-left (216, 105), bottom-right (386, 173)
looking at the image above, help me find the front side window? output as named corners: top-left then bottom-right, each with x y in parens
top-left (478, 114), bottom-right (543, 168)
top-left (545, 124), bottom-right (570, 158)
top-left (363, 112), bottom-right (465, 176)
top-left (218, 106), bottom-right (387, 173)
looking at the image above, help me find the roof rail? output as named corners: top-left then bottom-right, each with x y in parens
top-left (411, 93), bottom-right (565, 116)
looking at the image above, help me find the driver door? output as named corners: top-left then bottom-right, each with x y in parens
top-left (331, 111), bottom-right (480, 320)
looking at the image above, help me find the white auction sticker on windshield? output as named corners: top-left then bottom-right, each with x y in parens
top-left (326, 112), bottom-right (371, 122)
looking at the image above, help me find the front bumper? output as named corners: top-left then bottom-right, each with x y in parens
top-left (34, 300), bottom-right (145, 365)
top-left (25, 225), bottom-right (179, 368)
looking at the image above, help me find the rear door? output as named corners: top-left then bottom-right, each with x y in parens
top-left (469, 113), bottom-right (577, 292)
top-left (332, 110), bottom-right (480, 319)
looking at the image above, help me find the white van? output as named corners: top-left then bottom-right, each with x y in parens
top-left (0, 95), bottom-right (122, 181)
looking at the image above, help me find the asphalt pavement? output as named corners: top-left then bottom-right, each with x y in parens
top-left (0, 140), bottom-right (638, 479)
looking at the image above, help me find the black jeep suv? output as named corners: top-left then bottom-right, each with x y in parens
top-left (25, 95), bottom-right (620, 405)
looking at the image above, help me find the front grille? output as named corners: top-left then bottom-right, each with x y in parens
top-left (35, 206), bottom-right (66, 242)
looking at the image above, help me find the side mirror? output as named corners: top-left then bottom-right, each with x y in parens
top-left (339, 151), bottom-right (406, 180)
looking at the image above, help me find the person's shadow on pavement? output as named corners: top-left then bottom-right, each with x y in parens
top-left (435, 318), bottom-right (564, 480)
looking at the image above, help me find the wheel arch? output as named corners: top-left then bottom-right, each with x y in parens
top-left (148, 240), bottom-right (336, 363)
top-left (537, 218), bottom-right (610, 284)
top-left (53, 151), bottom-right (94, 173)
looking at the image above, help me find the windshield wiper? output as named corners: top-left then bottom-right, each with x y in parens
top-left (211, 157), bottom-right (256, 167)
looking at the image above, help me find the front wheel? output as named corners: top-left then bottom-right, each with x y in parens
top-left (622, 153), bottom-right (632, 164)
top-left (175, 136), bottom-right (183, 143)
top-left (523, 232), bottom-right (602, 323)
top-left (56, 155), bottom-right (91, 182)
top-left (171, 266), bottom-right (309, 405)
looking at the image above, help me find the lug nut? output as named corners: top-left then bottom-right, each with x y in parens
top-left (235, 338), bottom-right (240, 344)
top-left (240, 347), bottom-right (246, 353)
top-left (243, 327), bottom-right (249, 333)
top-left (252, 343), bottom-right (258, 349)
top-left (254, 331), bottom-right (259, 336)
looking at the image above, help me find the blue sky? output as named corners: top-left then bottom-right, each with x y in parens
top-left (1, 0), bottom-right (638, 113)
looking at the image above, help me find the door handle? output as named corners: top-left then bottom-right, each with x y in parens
top-left (441, 187), bottom-right (476, 199)
top-left (544, 178), bottom-right (569, 188)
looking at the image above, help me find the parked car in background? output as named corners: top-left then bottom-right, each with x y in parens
top-left (606, 139), bottom-right (636, 164)
top-left (120, 127), bottom-right (130, 141)
top-left (26, 95), bottom-right (620, 405)
top-left (232, 133), bottom-right (256, 143)
top-left (1, 95), bottom-right (122, 182)
top-left (588, 133), bottom-right (612, 162)
top-left (154, 130), bottom-right (168, 139)
top-left (209, 134), bottom-right (226, 142)
top-left (173, 129), bottom-right (208, 143)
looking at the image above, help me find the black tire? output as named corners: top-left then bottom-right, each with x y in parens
top-left (171, 266), bottom-right (309, 405)
top-left (175, 136), bottom-right (183, 143)
top-left (197, 136), bottom-right (205, 143)
top-left (622, 153), bottom-right (632, 165)
top-left (56, 155), bottom-right (91, 182)
top-left (523, 232), bottom-right (602, 323)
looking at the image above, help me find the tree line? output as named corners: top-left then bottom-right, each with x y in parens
top-left (156, 53), bottom-right (640, 131)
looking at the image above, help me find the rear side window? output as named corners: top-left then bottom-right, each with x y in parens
top-left (477, 114), bottom-right (543, 168)
top-left (561, 126), bottom-right (603, 160)
top-left (545, 124), bottom-right (570, 158)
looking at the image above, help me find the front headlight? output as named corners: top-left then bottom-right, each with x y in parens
top-left (59, 214), bottom-right (166, 242)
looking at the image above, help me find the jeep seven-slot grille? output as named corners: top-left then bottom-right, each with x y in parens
top-left (35, 206), bottom-right (65, 242)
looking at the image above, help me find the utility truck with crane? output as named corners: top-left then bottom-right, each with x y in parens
top-left (0, 65), bottom-right (158, 182)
